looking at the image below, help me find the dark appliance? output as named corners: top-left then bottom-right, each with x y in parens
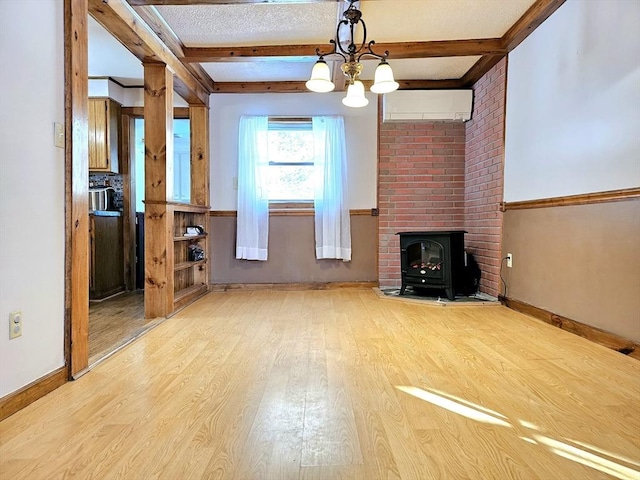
top-left (397, 231), bottom-right (466, 300)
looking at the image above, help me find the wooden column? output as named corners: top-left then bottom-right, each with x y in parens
top-left (189, 105), bottom-right (210, 207)
top-left (143, 63), bottom-right (174, 318)
top-left (65, 0), bottom-right (89, 377)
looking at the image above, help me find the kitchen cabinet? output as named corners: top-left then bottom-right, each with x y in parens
top-left (90, 212), bottom-right (125, 300)
top-left (88, 98), bottom-right (121, 173)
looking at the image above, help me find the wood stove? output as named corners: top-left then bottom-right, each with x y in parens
top-left (397, 231), bottom-right (466, 300)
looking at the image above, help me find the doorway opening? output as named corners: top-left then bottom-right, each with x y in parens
top-left (87, 114), bottom-right (191, 365)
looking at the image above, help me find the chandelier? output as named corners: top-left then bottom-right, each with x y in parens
top-left (306, 0), bottom-right (399, 107)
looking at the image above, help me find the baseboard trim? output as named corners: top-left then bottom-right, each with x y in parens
top-left (500, 296), bottom-right (640, 360)
top-left (0, 366), bottom-right (68, 421)
top-left (210, 281), bottom-right (378, 292)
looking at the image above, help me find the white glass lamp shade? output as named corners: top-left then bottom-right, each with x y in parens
top-left (306, 60), bottom-right (335, 93)
top-left (342, 80), bottom-right (369, 108)
top-left (370, 61), bottom-right (399, 94)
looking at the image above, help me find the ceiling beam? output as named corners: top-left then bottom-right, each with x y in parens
top-left (211, 78), bottom-right (464, 93)
top-left (132, 5), bottom-right (216, 93)
top-left (212, 81), bottom-right (309, 93)
top-left (88, 0), bottom-right (210, 105)
top-left (128, 0), bottom-right (339, 5)
top-left (459, 55), bottom-right (505, 87)
top-left (183, 39), bottom-right (506, 63)
top-left (502, 0), bottom-right (566, 51)
top-left (456, 0), bottom-right (566, 89)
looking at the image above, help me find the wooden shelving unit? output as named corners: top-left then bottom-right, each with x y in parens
top-left (141, 103), bottom-right (210, 320)
top-left (171, 203), bottom-right (210, 312)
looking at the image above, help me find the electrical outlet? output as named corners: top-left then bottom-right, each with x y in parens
top-left (9, 311), bottom-right (22, 339)
top-left (506, 253), bottom-right (513, 268)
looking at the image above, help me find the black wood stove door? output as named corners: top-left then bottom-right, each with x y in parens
top-left (406, 240), bottom-right (445, 280)
top-left (397, 231), bottom-right (466, 300)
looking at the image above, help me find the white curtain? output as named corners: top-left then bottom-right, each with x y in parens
top-left (313, 116), bottom-right (351, 261)
top-left (236, 116), bottom-right (269, 261)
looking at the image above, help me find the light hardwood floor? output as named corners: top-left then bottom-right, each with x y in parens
top-left (89, 290), bottom-right (162, 365)
top-left (1, 288), bottom-right (639, 479)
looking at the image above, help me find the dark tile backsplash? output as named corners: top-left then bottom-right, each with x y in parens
top-left (89, 173), bottom-right (124, 210)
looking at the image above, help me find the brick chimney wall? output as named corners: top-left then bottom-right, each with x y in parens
top-left (464, 58), bottom-right (507, 297)
top-left (378, 122), bottom-right (466, 288)
top-left (377, 59), bottom-right (507, 295)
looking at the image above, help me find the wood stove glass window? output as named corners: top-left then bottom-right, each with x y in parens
top-left (407, 240), bottom-right (444, 277)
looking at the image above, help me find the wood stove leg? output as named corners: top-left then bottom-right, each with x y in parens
top-left (400, 284), bottom-right (406, 295)
top-left (445, 288), bottom-right (455, 301)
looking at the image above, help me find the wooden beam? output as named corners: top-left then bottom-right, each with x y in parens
top-left (132, 5), bottom-right (216, 93)
top-left (129, 0), bottom-right (337, 5)
top-left (183, 39), bottom-right (506, 63)
top-left (65, 0), bottom-right (89, 377)
top-left (143, 63), bottom-right (175, 318)
top-left (189, 105), bottom-right (210, 207)
top-left (444, 0), bottom-right (565, 88)
top-left (211, 78), bottom-right (466, 93)
top-left (396, 79), bottom-right (465, 90)
top-left (88, 0), bottom-right (210, 105)
top-left (502, 0), bottom-right (567, 52)
top-left (212, 81), bottom-right (309, 93)
top-left (459, 54), bottom-right (505, 87)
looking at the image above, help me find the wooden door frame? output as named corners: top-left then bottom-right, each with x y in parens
top-left (65, 0), bottom-right (90, 378)
top-left (66, 2), bottom-right (211, 377)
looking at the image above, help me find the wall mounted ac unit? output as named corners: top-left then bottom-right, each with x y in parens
top-left (382, 90), bottom-right (473, 122)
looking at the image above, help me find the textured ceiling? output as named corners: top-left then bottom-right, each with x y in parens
top-left (157, 3), bottom-right (338, 47)
top-left (158, 0), bottom-right (536, 46)
top-left (88, 0), bottom-right (538, 88)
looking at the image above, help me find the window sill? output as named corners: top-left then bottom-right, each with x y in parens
top-left (269, 201), bottom-right (314, 216)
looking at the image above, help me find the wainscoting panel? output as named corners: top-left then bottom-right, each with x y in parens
top-left (502, 198), bottom-right (640, 342)
top-left (210, 214), bottom-right (378, 284)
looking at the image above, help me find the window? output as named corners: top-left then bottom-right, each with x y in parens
top-left (266, 118), bottom-right (314, 201)
top-left (236, 115), bottom-right (351, 261)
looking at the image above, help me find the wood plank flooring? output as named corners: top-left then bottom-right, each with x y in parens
top-left (88, 290), bottom-right (161, 365)
top-left (2, 288), bottom-right (639, 479)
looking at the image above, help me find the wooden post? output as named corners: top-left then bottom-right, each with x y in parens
top-left (143, 63), bottom-right (174, 318)
top-left (65, 0), bottom-right (89, 377)
top-left (189, 105), bottom-right (210, 207)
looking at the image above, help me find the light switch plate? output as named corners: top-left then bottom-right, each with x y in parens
top-left (54, 122), bottom-right (64, 148)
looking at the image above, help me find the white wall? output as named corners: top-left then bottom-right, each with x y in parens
top-left (121, 87), bottom-right (188, 108)
top-left (88, 78), bottom-right (188, 107)
top-left (210, 92), bottom-right (378, 210)
top-left (0, 0), bottom-right (65, 397)
top-left (504, 0), bottom-right (640, 202)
